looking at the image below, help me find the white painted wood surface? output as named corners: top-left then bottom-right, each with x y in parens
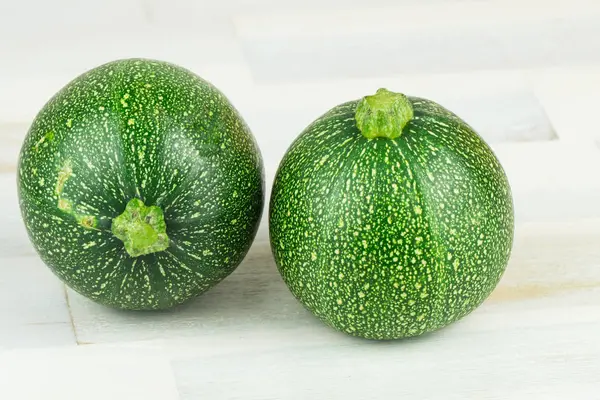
top-left (1, 1), bottom-right (600, 398)
top-left (0, 345), bottom-right (180, 399)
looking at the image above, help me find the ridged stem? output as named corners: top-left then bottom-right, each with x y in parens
top-left (112, 198), bottom-right (169, 257)
top-left (355, 88), bottom-right (414, 140)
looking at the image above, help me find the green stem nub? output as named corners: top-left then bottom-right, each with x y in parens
top-left (355, 88), bottom-right (414, 140)
top-left (112, 198), bottom-right (170, 257)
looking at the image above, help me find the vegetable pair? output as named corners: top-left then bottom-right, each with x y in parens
top-left (18, 59), bottom-right (513, 339)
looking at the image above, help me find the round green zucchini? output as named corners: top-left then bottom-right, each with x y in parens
top-left (18, 59), bottom-right (264, 310)
top-left (269, 88), bottom-right (513, 339)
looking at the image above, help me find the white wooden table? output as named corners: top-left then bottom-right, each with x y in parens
top-left (1, 1), bottom-right (600, 399)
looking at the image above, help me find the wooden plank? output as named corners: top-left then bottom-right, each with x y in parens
top-left (0, 345), bottom-right (180, 400)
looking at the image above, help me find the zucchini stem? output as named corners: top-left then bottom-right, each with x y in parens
top-left (112, 198), bottom-right (170, 257)
top-left (355, 88), bottom-right (414, 140)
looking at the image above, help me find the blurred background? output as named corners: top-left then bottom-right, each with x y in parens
top-left (1, 1), bottom-right (600, 399)
top-left (1, 0), bottom-right (600, 224)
